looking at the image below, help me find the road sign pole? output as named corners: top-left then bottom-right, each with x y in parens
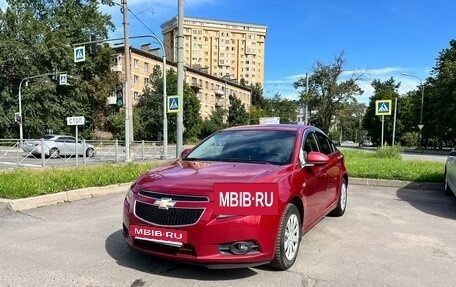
top-left (381, 115), bottom-right (384, 148)
top-left (75, 125), bottom-right (79, 166)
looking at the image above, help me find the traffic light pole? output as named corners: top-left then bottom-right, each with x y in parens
top-left (73, 33), bottom-right (170, 160)
top-left (18, 71), bottom-right (66, 147)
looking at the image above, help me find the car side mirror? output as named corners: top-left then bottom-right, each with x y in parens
top-left (181, 148), bottom-right (192, 158)
top-left (303, 151), bottom-right (330, 167)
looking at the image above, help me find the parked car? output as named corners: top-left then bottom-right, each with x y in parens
top-left (444, 146), bottom-right (456, 197)
top-left (22, 134), bottom-right (95, 158)
top-left (359, 140), bottom-right (373, 147)
top-left (332, 139), bottom-right (341, 146)
top-left (123, 124), bottom-right (348, 270)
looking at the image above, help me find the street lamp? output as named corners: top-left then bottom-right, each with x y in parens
top-left (18, 71), bottom-right (61, 147)
top-left (401, 73), bottom-right (425, 147)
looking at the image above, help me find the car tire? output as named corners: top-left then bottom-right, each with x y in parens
top-left (49, 148), bottom-right (59, 159)
top-left (269, 204), bottom-right (301, 270)
top-left (444, 170), bottom-right (453, 196)
top-left (86, 148), bottom-right (95, 158)
top-left (329, 178), bottom-right (348, 217)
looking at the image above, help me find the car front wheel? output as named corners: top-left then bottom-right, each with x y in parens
top-left (49, 148), bottom-right (59, 159)
top-left (86, 148), bottom-right (95, 158)
top-left (269, 204), bottom-right (301, 270)
top-left (444, 170), bottom-right (453, 196)
top-left (329, 178), bottom-right (347, 217)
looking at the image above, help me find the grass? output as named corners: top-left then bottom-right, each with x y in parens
top-left (342, 149), bottom-right (444, 183)
top-left (0, 162), bottom-right (161, 199)
top-left (0, 149), bottom-right (446, 199)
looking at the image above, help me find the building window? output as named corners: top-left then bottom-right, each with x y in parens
top-left (144, 62), bottom-right (149, 72)
top-left (133, 75), bottom-right (139, 83)
top-left (134, 91), bottom-right (139, 99)
top-left (134, 59), bottom-right (139, 68)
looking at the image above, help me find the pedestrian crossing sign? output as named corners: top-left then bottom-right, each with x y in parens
top-left (167, 95), bottom-right (181, 113)
top-left (375, 100), bottom-right (392, 116)
top-left (74, 46), bottom-right (86, 63)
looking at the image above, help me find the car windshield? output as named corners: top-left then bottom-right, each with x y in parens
top-left (185, 129), bottom-right (296, 165)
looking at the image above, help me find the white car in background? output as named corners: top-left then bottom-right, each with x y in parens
top-left (22, 134), bottom-right (95, 158)
top-left (444, 146), bottom-right (456, 196)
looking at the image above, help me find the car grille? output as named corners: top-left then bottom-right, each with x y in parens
top-left (138, 190), bottom-right (209, 202)
top-left (135, 201), bottom-right (204, 227)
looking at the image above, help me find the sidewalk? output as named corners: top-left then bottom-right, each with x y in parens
top-left (0, 178), bottom-right (445, 213)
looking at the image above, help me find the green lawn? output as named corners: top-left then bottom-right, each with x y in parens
top-left (0, 149), bottom-right (446, 199)
top-left (342, 149), bottom-right (444, 183)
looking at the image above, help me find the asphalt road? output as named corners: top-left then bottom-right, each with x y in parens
top-left (1, 184), bottom-right (455, 287)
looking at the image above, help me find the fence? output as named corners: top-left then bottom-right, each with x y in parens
top-left (0, 138), bottom-right (177, 169)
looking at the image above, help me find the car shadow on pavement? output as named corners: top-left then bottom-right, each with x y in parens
top-left (396, 185), bottom-right (456, 219)
top-left (105, 230), bottom-right (258, 280)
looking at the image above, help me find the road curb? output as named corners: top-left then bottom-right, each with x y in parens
top-left (0, 178), bottom-right (444, 213)
top-left (350, 178), bottom-right (444, 191)
top-left (2, 182), bottom-right (132, 212)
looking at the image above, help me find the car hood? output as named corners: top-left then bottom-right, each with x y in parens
top-left (134, 160), bottom-right (292, 199)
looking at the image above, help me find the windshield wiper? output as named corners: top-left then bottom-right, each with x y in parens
top-left (183, 157), bottom-right (202, 161)
top-left (220, 158), bottom-right (272, 164)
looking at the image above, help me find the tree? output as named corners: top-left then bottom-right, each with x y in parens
top-left (266, 93), bottom-right (297, 124)
top-left (248, 82), bottom-right (268, 124)
top-left (422, 39), bottom-right (456, 147)
top-left (200, 107), bottom-right (227, 139)
top-left (294, 51), bottom-right (364, 133)
top-left (363, 78), bottom-right (400, 145)
top-left (135, 68), bottom-right (201, 143)
top-left (334, 102), bottom-right (366, 142)
top-left (0, 0), bottom-right (116, 139)
top-left (228, 96), bottom-right (249, 126)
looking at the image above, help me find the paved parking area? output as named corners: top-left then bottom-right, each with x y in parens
top-left (0, 184), bottom-right (455, 287)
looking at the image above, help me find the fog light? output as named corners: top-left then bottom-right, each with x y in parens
top-left (230, 242), bottom-right (250, 255)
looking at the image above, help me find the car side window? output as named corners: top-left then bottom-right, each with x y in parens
top-left (315, 132), bottom-right (333, 155)
top-left (303, 132), bottom-right (319, 153)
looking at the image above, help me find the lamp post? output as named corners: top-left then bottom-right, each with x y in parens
top-left (18, 71), bottom-right (62, 147)
top-left (401, 73), bottom-right (424, 147)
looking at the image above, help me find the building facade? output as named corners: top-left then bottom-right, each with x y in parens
top-left (111, 44), bottom-right (251, 119)
top-left (161, 17), bottom-right (267, 87)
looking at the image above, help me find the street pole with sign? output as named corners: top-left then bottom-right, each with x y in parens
top-left (66, 116), bottom-right (85, 166)
top-left (375, 100), bottom-right (392, 147)
top-left (401, 73), bottom-right (424, 148)
top-left (18, 71), bottom-right (67, 147)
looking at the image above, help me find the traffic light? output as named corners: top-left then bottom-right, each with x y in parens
top-left (52, 67), bottom-right (58, 81)
top-left (116, 83), bottom-right (123, 107)
top-left (89, 34), bottom-right (97, 55)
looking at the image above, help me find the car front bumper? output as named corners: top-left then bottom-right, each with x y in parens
top-left (122, 196), bottom-right (280, 268)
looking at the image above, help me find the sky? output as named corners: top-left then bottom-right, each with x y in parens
top-left (2, 0), bottom-right (456, 104)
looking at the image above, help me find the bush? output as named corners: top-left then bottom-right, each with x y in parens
top-left (374, 146), bottom-right (402, 159)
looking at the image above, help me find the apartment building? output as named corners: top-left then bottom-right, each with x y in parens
top-left (161, 17), bottom-right (267, 87)
top-left (111, 44), bottom-right (251, 119)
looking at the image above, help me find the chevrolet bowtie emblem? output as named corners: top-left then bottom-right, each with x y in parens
top-left (153, 198), bottom-right (176, 210)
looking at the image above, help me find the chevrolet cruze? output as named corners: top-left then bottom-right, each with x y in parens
top-left (123, 124), bottom-right (348, 270)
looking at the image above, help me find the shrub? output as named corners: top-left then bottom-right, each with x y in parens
top-left (374, 146), bottom-right (402, 159)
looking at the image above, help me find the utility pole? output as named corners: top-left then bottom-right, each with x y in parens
top-left (305, 72), bottom-right (309, 125)
top-left (122, 0), bottom-right (131, 161)
top-left (176, 0), bottom-right (184, 157)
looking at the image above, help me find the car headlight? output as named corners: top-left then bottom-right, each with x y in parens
top-left (125, 188), bottom-right (133, 205)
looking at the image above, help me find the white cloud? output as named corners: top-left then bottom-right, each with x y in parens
top-left (0, 0), bottom-right (7, 11)
top-left (265, 66), bottom-right (429, 105)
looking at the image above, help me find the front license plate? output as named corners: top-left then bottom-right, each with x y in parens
top-left (130, 225), bottom-right (187, 246)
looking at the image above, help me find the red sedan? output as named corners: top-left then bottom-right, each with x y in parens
top-left (123, 124), bottom-right (348, 270)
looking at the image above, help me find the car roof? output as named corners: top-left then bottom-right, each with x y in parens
top-left (222, 124), bottom-right (326, 135)
top-left (42, 134), bottom-right (74, 139)
top-left (223, 124), bottom-right (310, 132)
